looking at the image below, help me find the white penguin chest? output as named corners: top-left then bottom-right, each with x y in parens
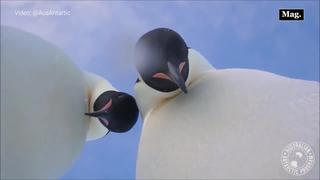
top-left (137, 70), bottom-right (319, 179)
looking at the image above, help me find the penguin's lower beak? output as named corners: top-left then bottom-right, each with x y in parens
top-left (168, 62), bottom-right (188, 94)
top-left (85, 111), bottom-right (112, 121)
top-left (85, 111), bottom-right (111, 129)
top-left (85, 111), bottom-right (105, 117)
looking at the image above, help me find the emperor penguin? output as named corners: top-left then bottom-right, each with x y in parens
top-left (134, 28), bottom-right (319, 179)
top-left (84, 72), bottom-right (139, 140)
top-left (1, 26), bottom-right (139, 179)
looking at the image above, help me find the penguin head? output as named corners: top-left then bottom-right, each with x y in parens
top-left (135, 28), bottom-right (189, 94)
top-left (85, 90), bottom-right (139, 133)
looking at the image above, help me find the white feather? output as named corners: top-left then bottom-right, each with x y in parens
top-left (135, 49), bottom-right (319, 179)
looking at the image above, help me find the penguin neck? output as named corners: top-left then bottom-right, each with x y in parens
top-left (83, 71), bottom-right (116, 111)
top-left (134, 48), bottom-right (214, 123)
top-left (185, 49), bottom-right (214, 87)
top-left (83, 71), bottom-right (115, 141)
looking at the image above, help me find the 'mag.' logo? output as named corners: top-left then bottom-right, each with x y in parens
top-left (279, 9), bottom-right (304, 20)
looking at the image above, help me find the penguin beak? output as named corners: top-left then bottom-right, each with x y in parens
top-left (85, 111), bottom-right (111, 129)
top-left (85, 111), bottom-right (112, 119)
top-left (168, 62), bottom-right (188, 93)
top-left (85, 111), bottom-right (105, 117)
top-left (85, 99), bottom-right (113, 118)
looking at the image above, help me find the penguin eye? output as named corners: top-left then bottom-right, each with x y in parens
top-left (179, 61), bottom-right (186, 73)
top-left (152, 73), bottom-right (171, 80)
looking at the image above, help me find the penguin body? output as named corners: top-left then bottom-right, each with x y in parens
top-left (136, 67), bottom-right (319, 179)
top-left (134, 28), bottom-right (319, 179)
top-left (1, 26), bottom-right (88, 179)
top-left (1, 26), bottom-right (138, 179)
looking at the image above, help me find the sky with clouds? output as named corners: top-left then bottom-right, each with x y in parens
top-left (1, 1), bottom-right (319, 179)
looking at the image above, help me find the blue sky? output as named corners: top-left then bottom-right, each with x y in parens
top-left (1, 1), bottom-right (319, 179)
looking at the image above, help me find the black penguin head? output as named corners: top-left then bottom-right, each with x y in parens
top-left (85, 91), bottom-right (139, 133)
top-left (135, 28), bottom-right (189, 93)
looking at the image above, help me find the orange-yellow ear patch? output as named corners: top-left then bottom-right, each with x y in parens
top-left (97, 99), bottom-right (113, 112)
top-left (152, 73), bottom-right (171, 80)
top-left (179, 61), bottom-right (186, 73)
